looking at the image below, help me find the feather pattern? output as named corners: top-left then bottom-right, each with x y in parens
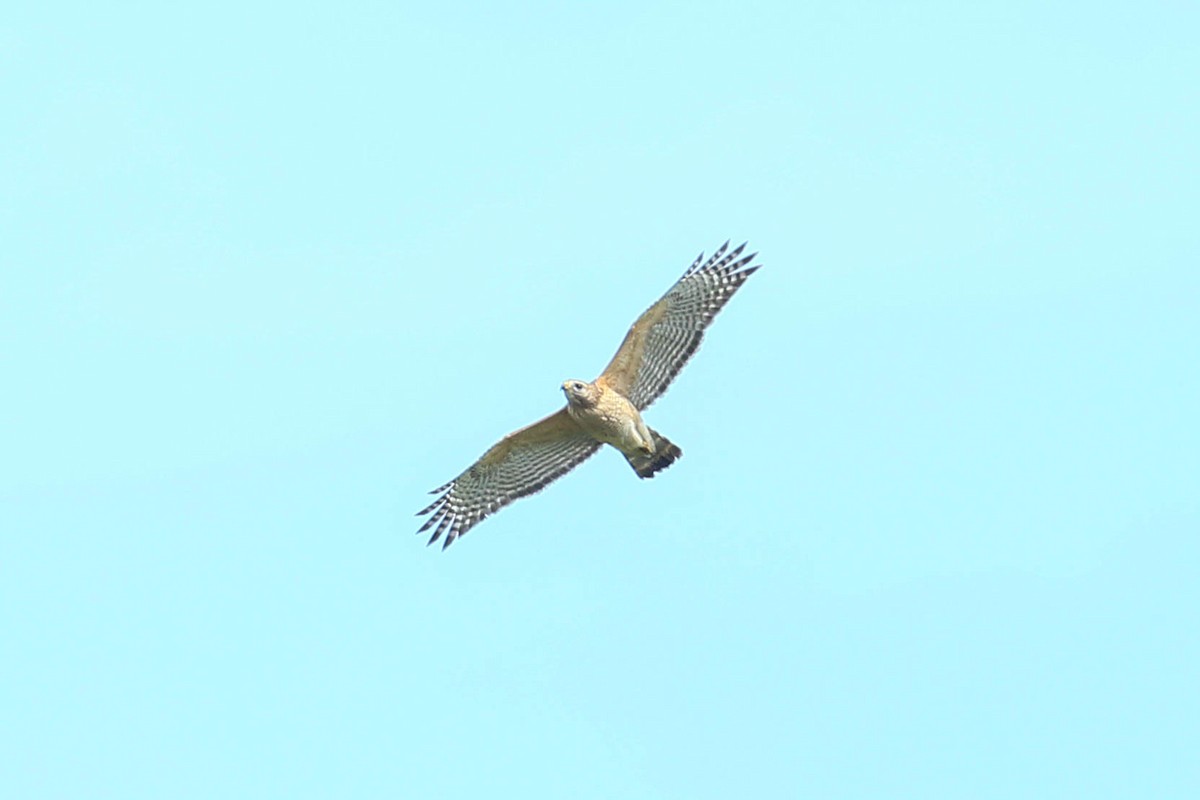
top-left (416, 409), bottom-right (601, 548)
top-left (599, 241), bottom-right (760, 410)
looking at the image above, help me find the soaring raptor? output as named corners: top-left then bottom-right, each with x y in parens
top-left (417, 241), bottom-right (760, 548)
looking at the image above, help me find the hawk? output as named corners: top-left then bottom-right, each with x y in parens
top-left (417, 241), bottom-right (760, 548)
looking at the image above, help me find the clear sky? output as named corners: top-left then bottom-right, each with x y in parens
top-left (3, 2), bottom-right (1198, 797)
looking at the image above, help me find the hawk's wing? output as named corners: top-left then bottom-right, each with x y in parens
top-left (598, 241), bottom-right (759, 410)
top-left (416, 408), bottom-right (601, 548)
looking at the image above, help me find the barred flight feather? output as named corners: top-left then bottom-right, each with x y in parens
top-left (416, 414), bottom-right (600, 548)
top-left (601, 241), bottom-right (760, 410)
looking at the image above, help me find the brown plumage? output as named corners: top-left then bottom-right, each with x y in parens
top-left (418, 241), bottom-right (760, 548)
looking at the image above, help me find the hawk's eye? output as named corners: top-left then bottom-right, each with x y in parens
top-left (573, 382), bottom-right (584, 391)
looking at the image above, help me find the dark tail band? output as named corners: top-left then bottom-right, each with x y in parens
top-left (627, 430), bottom-right (682, 479)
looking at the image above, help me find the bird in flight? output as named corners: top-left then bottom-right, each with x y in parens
top-left (417, 241), bottom-right (760, 548)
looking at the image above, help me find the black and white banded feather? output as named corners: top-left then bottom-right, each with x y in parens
top-left (416, 411), bottom-right (600, 549)
top-left (603, 241), bottom-right (760, 410)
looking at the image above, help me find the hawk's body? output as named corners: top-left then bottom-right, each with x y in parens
top-left (418, 241), bottom-right (760, 548)
top-left (562, 378), bottom-right (681, 478)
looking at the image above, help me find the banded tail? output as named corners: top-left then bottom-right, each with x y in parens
top-left (626, 429), bottom-right (682, 479)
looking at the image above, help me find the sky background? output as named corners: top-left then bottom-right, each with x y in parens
top-left (3, 2), bottom-right (1198, 797)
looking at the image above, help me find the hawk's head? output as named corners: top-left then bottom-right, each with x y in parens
top-left (562, 379), bottom-right (599, 409)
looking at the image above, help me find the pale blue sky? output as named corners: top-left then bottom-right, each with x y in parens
top-left (3, 2), bottom-right (1198, 797)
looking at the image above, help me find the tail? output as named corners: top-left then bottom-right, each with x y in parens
top-left (626, 429), bottom-right (683, 479)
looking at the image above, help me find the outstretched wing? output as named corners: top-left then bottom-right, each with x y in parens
top-left (416, 408), bottom-right (601, 549)
top-left (598, 241), bottom-right (760, 410)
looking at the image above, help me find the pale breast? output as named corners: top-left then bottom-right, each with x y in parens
top-left (569, 387), bottom-right (648, 453)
